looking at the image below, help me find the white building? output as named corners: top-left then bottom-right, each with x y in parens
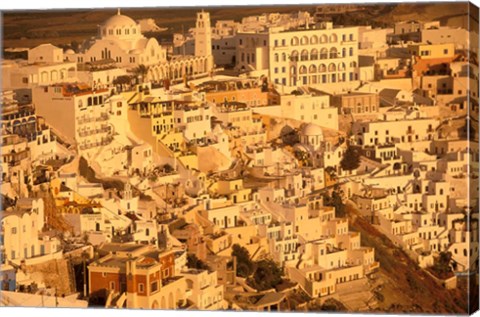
top-left (236, 21), bottom-right (359, 89)
top-left (32, 83), bottom-right (115, 153)
top-left (181, 268), bottom-right (227, 310)
top-left (279, 91), bottom-right (338, 130)
top-left (1, 198), bottom-right (61, 265)
top-left (72, 9), bottom-right (167, 68)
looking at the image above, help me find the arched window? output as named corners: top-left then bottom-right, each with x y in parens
top-left (350, 61), bottom-right (357, 68)
top-left (349, 47), bottom-right (354, 56)
top-left (300, 49), bottom-right (309, 61)
top-left (310, 35), bottom-right (318, 45)
top-left (320, 48), bottom-right (328, 59)
top-left (291, 37), bottom-right (299, 46)
top-left (319, 64), bottom-right (327, 73)
top-left (301, 36), bottom-right (309, 45)
top-left (274, 53), bottom-right (279, 62)
top-left (310, 48), bottom-right (318, 60)
top-left (329, 47), bottom-right (338, 59)
top-left (342, 48), bottom-right (346, 57)
top-left (282, 53), bottom-right (286, 61)
top-left (338, 62), bottom-right (346, 71)
top-left (328, 63), bottom-right (336, 72)
top-left (299, 66), bottom-right (307, 74)
top-left (291, 50), bottom-right (299, 62)
top-left (330, 34), bottom-right (338, 42)
top-left (309, 65), bottom-right (317, 73)
top-left (320, 34), bottom-right (328, 43)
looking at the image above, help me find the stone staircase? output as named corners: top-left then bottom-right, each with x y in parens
top-left (334, 278), bottom-right (377, 311)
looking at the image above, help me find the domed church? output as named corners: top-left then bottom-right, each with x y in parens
top-left (69, 9), bottom-right (214, 83)
top-left (71, 9), bottom-right (167, 68)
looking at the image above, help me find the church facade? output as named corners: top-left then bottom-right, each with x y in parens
top-left (68, 9), bottom-right (214, 83)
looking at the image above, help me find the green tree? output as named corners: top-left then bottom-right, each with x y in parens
top-left (248, 259), bottom-right (283, 291)
top-left (332, 190), bottom-right (346, 218)
top-left (340, 146), bottom-right (361, 171)
top-left (187, 253), bottom-right (210, 270)
top-left (232, 244), bottom-right (254, 278)
top-left (113, 75), bottom-right (133, 86)
top-left (431, 251), bottom-right (453, 277)
top-left (323, 187), bottom-right (345, 218)
top-left (133, 64), bottom-right (150, 83)
top-left (325, 166), bottom-right (337, 180)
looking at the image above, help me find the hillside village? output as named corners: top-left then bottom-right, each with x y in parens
top-left (0, 4), bottom-right (478, 314)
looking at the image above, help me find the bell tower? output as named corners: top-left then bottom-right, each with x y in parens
top-left (195, 10), bottom-right (212, 57)
top-left (195, 10), bottom-right (214, 72)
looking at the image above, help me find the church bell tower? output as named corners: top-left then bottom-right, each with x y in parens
top-left (195, 11), bottom-right (213, 71)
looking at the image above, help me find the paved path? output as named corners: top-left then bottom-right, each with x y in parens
top-left (335, 277), bottom-right (377, 311)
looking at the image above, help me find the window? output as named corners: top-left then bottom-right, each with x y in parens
top-left (11, 227), bottom-right (17, 234)
top-left (151, 281), bottom-right (159, 293)
top-left (138, 283), bottom-right (145, 293)
top-left (110, 281), bottom-right (115, 290)
top-left (443, 49), bottom-right (448, 54)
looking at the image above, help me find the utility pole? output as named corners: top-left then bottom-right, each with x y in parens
top-left (83, 252), bottom-right (87, 298)
top-left (182, 25), bottom-right (186, 57)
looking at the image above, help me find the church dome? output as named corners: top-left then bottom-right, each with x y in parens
top-left (302, 123), bottom-right (323, 137)
top-left (103, 13), bottom-right (137, 29)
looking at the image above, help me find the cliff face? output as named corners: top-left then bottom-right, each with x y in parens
top-left (25, 258), bottom-right (75, 296)
top-left (346, 202), bottom-right (469, 314)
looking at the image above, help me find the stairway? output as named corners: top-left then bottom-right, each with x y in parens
top-left (334, 278), bottom-right (377, 311)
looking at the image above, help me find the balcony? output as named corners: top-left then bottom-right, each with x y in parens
top-left (78, 136), bottom-right (113, 150)
top-left (78, 126), bottom-right (111, 137)
top-left (95, 113), bottom-right (109, 122)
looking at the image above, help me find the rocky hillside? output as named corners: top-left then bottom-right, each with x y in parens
top-left (346, 202), bottom-right (469, 314)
